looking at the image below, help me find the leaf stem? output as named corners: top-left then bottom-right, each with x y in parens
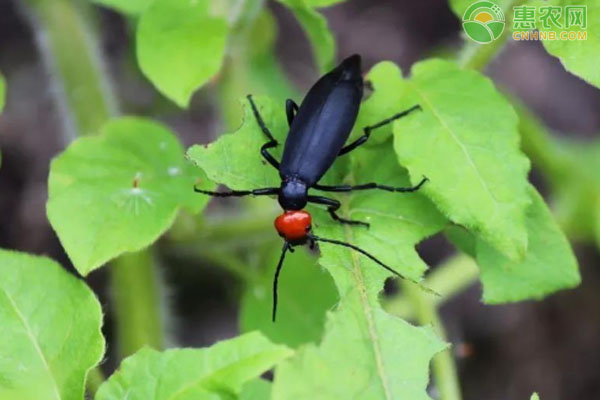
top-left (22, 0), bottom-right (164, 361)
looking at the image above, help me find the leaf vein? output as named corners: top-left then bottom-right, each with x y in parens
top-left (407, 80), bottom-right (501, 211)
top-left (0, 287), bottom-right (62, 400)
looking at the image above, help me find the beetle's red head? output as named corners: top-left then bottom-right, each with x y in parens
top-left (274, 210), bottom-right (312, 243)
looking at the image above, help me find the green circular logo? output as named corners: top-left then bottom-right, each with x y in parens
top-left (462, 1), bottom-right (505, 43)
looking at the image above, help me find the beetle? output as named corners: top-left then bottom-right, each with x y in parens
top-left (195, 54), bottom-right (432, 321)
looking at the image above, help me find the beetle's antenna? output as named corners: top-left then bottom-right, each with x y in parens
top-left (309, 234), bottom-right (439, 296)
top-left (272, 241), bottom-right (291, 322)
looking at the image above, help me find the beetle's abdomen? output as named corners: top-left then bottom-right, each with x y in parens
top-left (280, 55), bottom-right (363, 185)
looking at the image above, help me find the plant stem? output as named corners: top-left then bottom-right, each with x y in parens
top-left (111, 251), bottom-right (164, 357)
top-left (404, 282), bottom-right (462, 400)
top-left (20, 0), bottom-right (117, 141)
top-left (22, 0), bottom-right (164, 366)
top-left (515, 103), bottom-right (572, 186)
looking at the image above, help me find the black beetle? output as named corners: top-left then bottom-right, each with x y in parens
top-left (195, 54), bottom-right (432, 321)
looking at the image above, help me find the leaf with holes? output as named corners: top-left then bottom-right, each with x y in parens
top-left (187, 91), bottom-right (448, 397)
top-left (393, 59), bottom-right (531, 261)
top-left (95, 332), bottom-right (293, 400)
top-left (0, 250), bottom-right (104, 400)
top-left (47, 117), bottom-right (211, 275)
top-left (270, 144), bottom-right (448, 399)
top-left (136, 0), bottom-right (228, 107)
top-left (273, 299), bottom-right (446, 400)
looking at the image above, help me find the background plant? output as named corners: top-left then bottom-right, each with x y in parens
top-left (0, 0), bottom-right (598, 399)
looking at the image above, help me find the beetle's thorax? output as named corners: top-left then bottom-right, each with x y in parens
top-left (278, 177), bottom-right (308, 210)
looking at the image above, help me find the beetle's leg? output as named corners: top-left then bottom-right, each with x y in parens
top-left (286, 99), bottom-right (299, 126)
top-left (338, 104), bottom-right (421, 156)
top-left (313, 177), bottom-right (427, 193)
top-left (247, 94), bottom-right (280, 169)
top-left (260, 141), bottom-right (280, 169)
top-left (307, 195), bottom-right (369, 228)
top-left (194, 185), bottom-right (279, 197)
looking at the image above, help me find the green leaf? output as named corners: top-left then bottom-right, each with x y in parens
top-left (95, 332), bottom-right (293, 400)
top-left (271, 145), bottom-right (447, 399)
top-left (540, 0), bottom-right (600, 89)
top-left (188, 92), bottom-right (448, 398)
top-left (188, 96), bottom-right (286, 191)
top-left (276, 0), bottom-right (336, 73)
top-left (91, 0), bottom-right (153, 15)
top-left (531, 393), bottom-right (540, 400)
top-left (476, 186), bottom-right (580, 303)
top-left (240, 246), bottom-right (338, 348)
top-left (322, 144), bottom-right (449, 284)
top-left (393, 59), bottom-right (531, 261)
top-left (445, 225), bottom-right (476, 258)
top-left (351, 61), bottom-right (410, 146)
top-left (136, 0), bottom-right (228, 107)
top-left (272, 299), bottom-right (446, 400)
top-left (48, 117), bottom-right (210, 275)
top-left (0, 249), bottom-right (104, 400)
